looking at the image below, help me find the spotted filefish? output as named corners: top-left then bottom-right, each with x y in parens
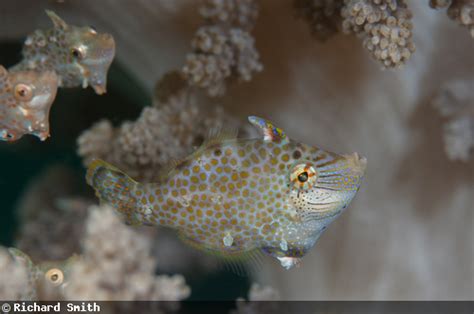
top-left (10, 10), bottom-right (115, 95)
top-left (0, 65), bottom-right (58, 141)
top-left (8, 248), bottom-right (78, 300)
top-left (86, 116), bottom-right (367, 270)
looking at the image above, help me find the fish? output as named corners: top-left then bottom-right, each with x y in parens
top-left (86, 116), bottom-right (367, 270)
top-left (10, 10), bottom-right (115, 95)
top-left (0, 65), bottom-right (58, 141)
top-left (8, 248), bottom-right (78, 300)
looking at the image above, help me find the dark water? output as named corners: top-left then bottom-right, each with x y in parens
top-left (0, 41), bottom-right (249, 301)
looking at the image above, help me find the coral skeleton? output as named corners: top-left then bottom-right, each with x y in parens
top-left (182, 0), bottom-right (262, 96)
top-left (432, 79), bottom-right (474, 161)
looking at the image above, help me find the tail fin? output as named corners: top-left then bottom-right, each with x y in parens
top-left (86, 159), bottom-right (142, 225)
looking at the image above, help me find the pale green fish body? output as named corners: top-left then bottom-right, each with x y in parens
top-left (87, 116), bottom-right (367, 269)
top-left (10, 10), bottom-right (115, 95)
top-left (8, 248), bottom-right (78, 301)
top-left (0, 65), bottom-right (58, 141)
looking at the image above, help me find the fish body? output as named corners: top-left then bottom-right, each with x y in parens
top-left (87, 117), bottom-right (366, 269)
top-left (10, 11), bottom-right (115, 95)
top-left (0, 66), bottom-right (58, 141)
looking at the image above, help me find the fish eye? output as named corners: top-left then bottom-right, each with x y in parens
top-left (14, 84), bottom-right (33, 101)
top-left (71, 47), bottom-right (85, 60)
top-left (45, 268), bottom-right (64, 286)
top-left (297, 171), bottom-right (308, 183)
top-left (290, 163), bottom-right (317, 190)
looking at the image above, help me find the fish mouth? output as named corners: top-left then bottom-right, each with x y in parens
top-left (86, 34), bottom-right (115, 95)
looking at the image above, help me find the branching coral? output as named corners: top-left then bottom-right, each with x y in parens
top-left (182, 0), bottom-right (262, 96)
top-left (78, 81), bottom-right (247, 182)
top-left (63, 205), bottom-right (191, 301)
top-left (430, 0), bottom-right (474, 38)
top-left (0, 247), bottom-right (30, 301)
top-left (294, 0), bottom-right (415, 68)
top-left (432, 79), bottom-right (474, 161)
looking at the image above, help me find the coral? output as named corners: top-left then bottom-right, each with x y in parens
top-left (294, 0), bottom-right (415, 68)
top-left (77, 87), bottom-right (247, 182)
top-left (293, 0), bottom-right (344, 41)
top-left (182, 0), bottom-right (262, 96)
top-left (15, 165), bottom-right (90, 261)
top-left (432, 79), bottom-right (474, 161)
top-left (63, 205), bottom-right (191, 301)
top-left (231, 283), bottom-right (280, 314)
top-left (430, 0), bottom-right (474, 37)
top-left (341, 0), bottom-right (415, 68)
top-left (0, 247), bottom-right (30, 301)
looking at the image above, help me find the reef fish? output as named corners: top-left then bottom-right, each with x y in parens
top-left (8, 248), bottom-right (78, 300)
top-left (86, 116), bottom-right (367, 270)
top-left (10, 10), bottom-right (115, 95)
top-left (0, 65), bottom-right (58, 141)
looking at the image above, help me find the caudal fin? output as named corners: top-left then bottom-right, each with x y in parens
top-left (86, 159), bottom-right (142, 225)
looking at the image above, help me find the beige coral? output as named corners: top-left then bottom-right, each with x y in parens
top-left (430, 0), bottom-right (474, 37)
top-left (294, 0), bottom-right (415, 68)
top-left (182, 0), bottom-right (262, 96)
top-left (0, 247), bottom-right (30, 300)
top-left (63, 205), bottom-right (191, 301)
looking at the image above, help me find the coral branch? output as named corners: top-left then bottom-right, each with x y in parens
top-left (430, 0), bottom-right (474, 38)
top-left (182, 0), bottom-right (262, 96)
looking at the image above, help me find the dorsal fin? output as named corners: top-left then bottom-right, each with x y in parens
top-left (46, 10), bottom-right (68, 31)
top-left (202, 127), bottom-right (238, 147)
top-left (157, 157), bottom-right (184, 181)
top-left (248, 116), bottom-right (289, 144)
top-left (8, 248), bottom-right (35, 270)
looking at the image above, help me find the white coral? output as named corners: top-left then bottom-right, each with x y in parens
top-left (0, 247), bottom-right (30, 300)
top-left (63, 205), bottom-right (191, 301)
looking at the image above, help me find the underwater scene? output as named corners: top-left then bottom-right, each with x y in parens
top-left (0, 0), bottom-right (472, 312)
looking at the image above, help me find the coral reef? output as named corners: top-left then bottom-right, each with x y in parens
top-left (0, 247), bottom-right (30, 301)
top-left (432, 78), bottom-right (474, 161)
top-left (294, 0), bottom-right (415, 68)
top-left (182, 0), bottom-right (262, 96)
top-left (430, 0), bottom-right (474, 38)
top-left (62, 205), bottom-right (191, 301)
